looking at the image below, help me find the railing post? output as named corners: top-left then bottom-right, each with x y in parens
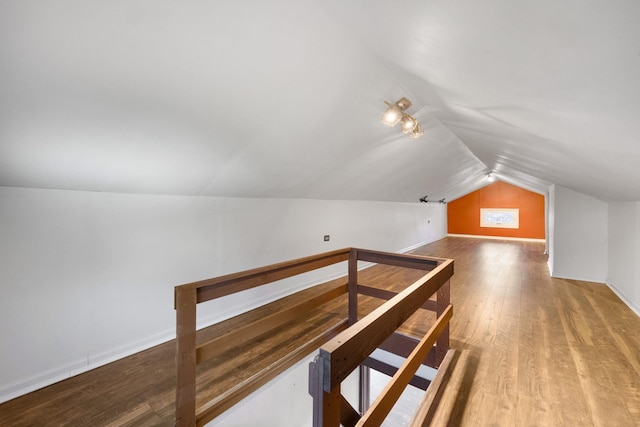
top-left (435, 279), bottom-right (450, 366)
top-left (175, 286), bottom-right (197, 427)
top-left (348, 248), bottom-right (358, 326)
top-left (359, 365), bottom-right (370, 414)
top-left (309, 356), bottom-right (323, 427)
top-left (310, 355), bottom-right (342, 427)
top-left (322, 387), bottom-right (342, 427)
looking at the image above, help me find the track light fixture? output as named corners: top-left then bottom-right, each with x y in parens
top-left (381, 97), bottom-right (424, 138)
top-left (419, 195), bottom-right (429, 203)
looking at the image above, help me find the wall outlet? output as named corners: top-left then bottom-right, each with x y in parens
top-left (324, 235), bottom-right (330, 242)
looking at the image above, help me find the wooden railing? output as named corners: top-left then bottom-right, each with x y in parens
top-left (175, 247), bottom-right (454, 426)
top-left (309, 249), bottom-right (454, 426)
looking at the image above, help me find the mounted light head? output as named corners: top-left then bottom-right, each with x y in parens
top-left (381, 97), bottom-right (424, 138)
top-left (381, 97), bottom-right (411, 127)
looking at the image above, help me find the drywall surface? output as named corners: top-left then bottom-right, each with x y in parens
top-left (0, 186), bottom-right (446, 402)
top-left (210, 352), bottom-right (360, 427)
top-left (211, 354), bottom-right (316, 427)
top-left (447, 180), bottom-right (545, 239)
top-left (548, 185), bottom-right (607, 282)
top-left (607, 202), bottom-right (640, 315)
top-left (547, 185), bottom-right (555, 274)
top-left (637, 204), bottom-right (640, 313)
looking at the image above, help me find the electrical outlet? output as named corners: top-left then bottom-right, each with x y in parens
top-left (324, 235), bottom-right (330, 242)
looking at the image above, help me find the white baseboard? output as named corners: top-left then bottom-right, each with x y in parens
top-left (447, 233), bottom-right (545, 242)
top-left (606, 281), bottom-right (640, 318)
top-left (399, 240), bottom-right (432, 253)
top-left (549, 271), bottom-right (607, 284)
top-left (0, 329), bottom-right (175, 404)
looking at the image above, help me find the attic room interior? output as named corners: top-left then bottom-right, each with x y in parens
top-left (1, 1), bottom-right (640, 426)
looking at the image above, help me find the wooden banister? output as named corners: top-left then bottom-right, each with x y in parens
top-left (319, 259), bottom-right (454, 391)
top-left (356, 305), bottom-right (453, 426)
top-left (175, 287), bottom-right (197, 427)
top-left (176, 248), bottom-right (352, 427)
top-left (356, 284), bottom-right (437, 311)
top-left (309, 250), bottom-right (454, 427)
top-left (409, 349), bottom-right (456, 427)
top-left (187, 248), bottom-right (351, 303)
top-left (353, 248), bottom-right (441, 271)
top-left (176, 247), bottom-right (454, 426)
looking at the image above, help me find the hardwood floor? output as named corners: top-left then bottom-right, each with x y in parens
top-left (2, 236), bottom-right (639, 426)
top-left (409, 237), bottom-right (640, 426)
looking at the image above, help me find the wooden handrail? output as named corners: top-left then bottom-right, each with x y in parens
top-left (409, 349), bottom-right (456, 427)
top-left (353, 248), bottom-right (442, 271)
top-left (309, 250), bottom-right (454, 427)
top-left (319, 259), bottom-right (454, 391)
top-left (180, 248), bottom-right (351, 304)
top-left (175, 247), bottom-right (453, 427)
top-left (356, 305), bottom-right (453, 426)
top-left (176, 248), bottom-right (353, 427)
top-left (356, 285), bottom-right (437, 312)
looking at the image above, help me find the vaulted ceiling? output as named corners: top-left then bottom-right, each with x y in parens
top-left (2, 1), bottom-right (639, 203)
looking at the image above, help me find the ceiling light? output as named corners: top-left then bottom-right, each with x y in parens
top-left (400, 114), bottom-right (418, 133)
top-left (486, 172), bottom-right (495, 182)
top-left (381, 102), bottom-right (403, 127)
top-left (381, 97), bottom-right (424, 138)
top-left (409, 122), bottom-right (424, 138)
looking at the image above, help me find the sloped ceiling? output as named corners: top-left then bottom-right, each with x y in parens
top-left (1, 1), bottom-right (639, 202)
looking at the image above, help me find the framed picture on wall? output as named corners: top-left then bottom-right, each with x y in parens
top-left (480, 208), bottom-right (519, 229)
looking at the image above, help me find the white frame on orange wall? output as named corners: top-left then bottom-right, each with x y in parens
top-left (480, 208), bottom-right (519, 229)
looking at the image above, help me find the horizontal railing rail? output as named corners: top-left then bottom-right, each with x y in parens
top-left (175, 247), bottom-right (453, 427)
top-left (175, 248), bottom-right (352, 427)
top-left (356, 305), bottom-right (453, 426)
top-left (310, 250), bottom-right (454, 426)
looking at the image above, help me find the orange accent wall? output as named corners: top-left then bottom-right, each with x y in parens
top-left (447, 181), bottom-right (545, 239)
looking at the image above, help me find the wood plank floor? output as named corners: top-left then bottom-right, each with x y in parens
top-left (2, 236), bottom-right (640, 426)
top-left (409, 237), bottom-right (640, 426)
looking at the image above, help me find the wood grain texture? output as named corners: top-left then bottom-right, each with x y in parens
top-left (2, 237), bottom-right (639, 426)
top-left (357, 305), bottom-right (452, 426)
top-left (413, 237), bottom-right (640, 427)
top-left (320, 259), bottom-right (453, 390)
top-left (195, 282), bottom-right (347, 364)
top-left (175, 286), bottom-right (197, 427)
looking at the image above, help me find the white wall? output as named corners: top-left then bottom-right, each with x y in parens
top-left (547, 185), bottom-right (556, 274)
top-left (607, 202), bottom-right (640, 315)
top-left (548, 185), bottom-right (608, 282)
top-left (0, 186), bottom-right (447, 403)
top-left (211, 353), bottom-right (361, 427)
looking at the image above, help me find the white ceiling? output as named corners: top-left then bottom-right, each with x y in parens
top-left (1, 0), bottom-right (639, 202)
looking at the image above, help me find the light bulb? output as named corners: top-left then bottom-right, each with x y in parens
top-left (381, 103), bottom-right (403, 127)
top-left (409, 123), bottom-right (424, 138)
top-left (400, 114), bottom-right (417, 133)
